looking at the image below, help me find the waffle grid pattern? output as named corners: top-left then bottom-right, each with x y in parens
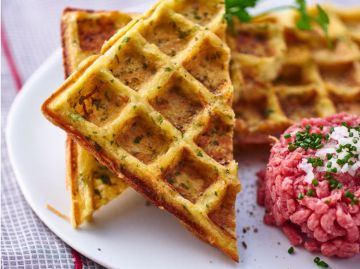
top-left (62, 8), bottom-right (132, 228)
top-left (43, 0), bottom-right (240, 261)
top-left (229, 6), bottom-right (360, 145)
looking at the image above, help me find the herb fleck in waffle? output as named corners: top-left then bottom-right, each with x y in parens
top-left (229, 6), bottom-right (360, 146)
top-left (62, 8), bottom-right (133, 227)
top-left (43, 0), bottom-right (240, 261)
top-left (62, 8), bottom-right (134, 77)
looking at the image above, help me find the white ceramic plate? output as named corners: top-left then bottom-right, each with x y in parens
top-left (6, 1), bottom-right (360, 268)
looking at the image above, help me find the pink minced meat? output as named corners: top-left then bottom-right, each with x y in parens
top-left (257, 113), bottom-right (360, 258)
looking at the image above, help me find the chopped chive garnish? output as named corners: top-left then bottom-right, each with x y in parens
top-left (297, 193), bottom-right (304, 200)
top-left (284, 133), bottom-right (291, 139)
top-left (306, 189), bottom-right (316, 197)
top-left (345, 191), bottom-right (359, 205)
top-left (328, 177), bottom-right (342, 190)
top-left (314, 256), bottom-right (329, 268)
top-left (287, 126), bottom-right (324, 152)
top-left (312, 179), bottom-right (319, 186)
top-left (288, 246), bottom-right (295, 254)
top-left (345, 191), bottom-right (355, 199)
top-left (307, 157), bottom-right (324, 168)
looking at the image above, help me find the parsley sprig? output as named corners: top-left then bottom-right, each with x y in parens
top-left (224, 0), bottom-right (331, 47)
top-left (224, 0), bottom-right (259, 27)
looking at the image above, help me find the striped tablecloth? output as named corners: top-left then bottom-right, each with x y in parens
top-left (1, 0), bottom-right (358, 268)
top-left (1, 1), bottom-right (151, 268)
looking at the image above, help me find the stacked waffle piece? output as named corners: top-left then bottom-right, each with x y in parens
top-left (229, 6), bottom-right (360, 146)
top-left (61, 8), bottom-right (132, 228)
top-left (44, 0), bottom-right (240, 261)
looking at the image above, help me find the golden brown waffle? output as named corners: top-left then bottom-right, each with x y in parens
top-left (44, 0), bottom-right (240, 261)
top-left (61, 8), bottom-right (133, 227)
top-left (62, 8), bottom-right (134, 77)
top-left (229, 6), bottom-right (360, 146)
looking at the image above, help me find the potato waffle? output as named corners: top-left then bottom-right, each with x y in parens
top-left (62, 8), bottom-right (132, 227)
top-left (44, 0), bottom-right (240, 261)
top-left (62, 8), bottom-right (134, 77)
top-left (229, 6), bottom-right (360, 145)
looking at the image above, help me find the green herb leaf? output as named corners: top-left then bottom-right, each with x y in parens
top-left (307, 157), bottom-right (324, 168)
top-left (294, 1), bottom-right (331, 47)
top-left (288, 125), bottom-right (324, 151)
top-left (224, 0), bottom-right (332, 47)
top-left (295, 0), bottom-right (311, 30)
top-left (315, 4), bottom-right (331, 47)
top-left (224, 0), bottom-right (259, 27)
top-left (306, 189), bottom-right (316, 197)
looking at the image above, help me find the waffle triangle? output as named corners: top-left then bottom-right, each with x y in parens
top-left (61, 8), bottom-right (132, 227)
top-left (43, 0), bottom-right (240, 261)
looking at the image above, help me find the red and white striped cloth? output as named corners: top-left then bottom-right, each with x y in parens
top-left (1, 1), bottom-right (151, 268)
top-left (1, 0), bottom-right (358, 268)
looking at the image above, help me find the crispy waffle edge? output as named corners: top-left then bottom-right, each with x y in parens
top-left (46, 2), bottom-right (240, 261)
top-left (61, 8), bottom-right (133, 227)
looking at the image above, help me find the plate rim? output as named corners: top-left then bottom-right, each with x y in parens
top-left (5, 1), bottom-right (360, 267)
top-left (5, 48), bottom-right (136, 269)
top-left (5, 48), bottom-right (112, 266)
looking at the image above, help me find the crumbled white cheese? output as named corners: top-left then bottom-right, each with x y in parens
top-left (298, 158), bottom-right (315, 183)
top-left (325, 126), bottom-right (360, 176)
top-left (298, 125), bottom-right (360, 181)
top-left (316, 142), bottom-right (337, 158)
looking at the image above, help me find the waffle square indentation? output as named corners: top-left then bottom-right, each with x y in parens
top-left (149, 74), bottom-right (205, 132)
top-left (68, 75), bottom-right (129, 127)
top-left (163, 149), bottom-right (218, 203)
top-left (116, 114), bottom-right (173, 164)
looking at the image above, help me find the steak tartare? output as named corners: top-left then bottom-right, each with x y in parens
top-left (257, 113), bottom-right (360, 258)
